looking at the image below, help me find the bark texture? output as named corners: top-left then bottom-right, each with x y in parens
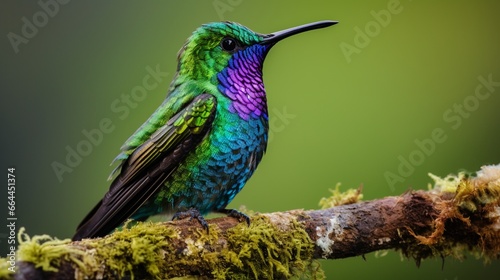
top-left (1, 164), bottom-right (499, 279)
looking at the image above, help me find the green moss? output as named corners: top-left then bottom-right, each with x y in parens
top-left (406, 165), bottom-right (500, 263)
top-left (0, 257), bottom-right (14, 280)
top-left (319, 183), bottom-right (363, 209)
top-left (16, 227), bottom-right (86, 273)
top-left (220, 215), bottom-right (320, 279)
top-left (429, 165), bottom-right (500, 212)
top-left (77, 220), bottom-right (179, 279)
top-left (12, 215), bottom-right (320, 279)
top-left (1, 228), bottom-right (85, 279)
top-left (14, 222), bottom-right (179, 279)
top-left (427, 172), bottom-right (465, 194)
top-left (138, 215), bottom-right (319, 279)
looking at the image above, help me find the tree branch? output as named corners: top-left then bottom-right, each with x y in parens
top-left (1, 164), bottom-right (499, 279)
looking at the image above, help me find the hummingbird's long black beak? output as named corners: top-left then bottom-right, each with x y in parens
top-left (261, 20), bottom-right (338, 45)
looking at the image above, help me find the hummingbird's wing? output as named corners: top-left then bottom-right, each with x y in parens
top-left (109, 91), bottom-right (200, 180)
top-left (73, 93), bottom-right (217, 241)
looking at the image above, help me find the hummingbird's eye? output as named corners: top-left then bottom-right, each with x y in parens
top-left (221, 37), bottom-right (238, 52)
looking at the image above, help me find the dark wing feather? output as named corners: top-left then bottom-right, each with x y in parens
top-left (73, 94), bottom-right (217, 240)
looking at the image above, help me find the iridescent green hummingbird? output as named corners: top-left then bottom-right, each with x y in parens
top-left (73, 20), bottom-right (337, 241)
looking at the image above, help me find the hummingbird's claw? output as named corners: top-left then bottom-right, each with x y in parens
top-left (218, 208), bottom-right (251, 225)
top-left (172, 208), bottom-right (209, 231)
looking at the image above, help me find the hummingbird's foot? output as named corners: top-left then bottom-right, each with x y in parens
top-left (172, 208), bottom-right (209, 231)
top-left (217, 208), bottom-right (251, 225)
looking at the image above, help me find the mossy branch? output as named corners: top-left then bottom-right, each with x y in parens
top-left (1, 164), bottom-right (500, 280)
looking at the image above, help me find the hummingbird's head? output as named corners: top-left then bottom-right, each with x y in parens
top-left (177, 20), bottom-right (337, 119)
top-left (177, 21), bottom-right (263, 79)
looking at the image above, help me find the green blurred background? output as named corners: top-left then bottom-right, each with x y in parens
top-left (2, 0), bottom-right (499, 278)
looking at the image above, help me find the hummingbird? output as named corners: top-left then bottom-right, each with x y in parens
top-left (73, 20), bottom-right (337, 241)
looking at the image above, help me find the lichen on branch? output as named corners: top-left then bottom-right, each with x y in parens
top-left (1, 164), bottom-right (499, 280)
